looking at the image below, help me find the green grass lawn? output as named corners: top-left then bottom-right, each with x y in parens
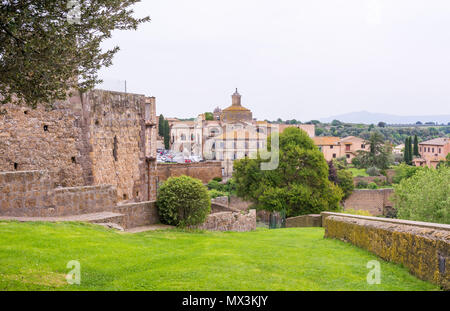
top-left (0, 221), bottom-right (440, 291)
top-left (348, 168), bottom-right (369, 177)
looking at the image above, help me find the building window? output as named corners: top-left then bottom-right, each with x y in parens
top-left (361, 144), bottom-right (365, 149)
top-left (346, 154), bottom-right (350, 159)
top-left (432, 147), bottom-right (434, 153)
top-left (180, 134), bottom-right (186, 141)
top-left (346, 144), bottom-right (350, 151)
top-left (332, 153), bottom-right (336, 158)
top-left (419, 147), bottom-right (422, 152)
top-left (330, 145), bottom-right (333, 149)
top-left (439, 148), bottom-right (441, 153)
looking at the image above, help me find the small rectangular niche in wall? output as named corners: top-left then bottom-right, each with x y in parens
top-left (113, 136), bottom-right (118, 161)
top-left (13, 162), bottom-right (18, 170)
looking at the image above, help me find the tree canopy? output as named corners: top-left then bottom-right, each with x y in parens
top-left (0, 0), bottom-right (149, 107)
top-left (233, 127), bottom-right (343, 217)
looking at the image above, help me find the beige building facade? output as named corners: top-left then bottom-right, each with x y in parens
top-left (413, 137), bottom-right (450, 168)
top-left (313, 136), bottom-right (369, 163)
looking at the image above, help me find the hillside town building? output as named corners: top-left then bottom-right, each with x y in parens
top-left (413, 137), bottom-right (450, 168)
top-left (313, 136), bottom-right (368, 163)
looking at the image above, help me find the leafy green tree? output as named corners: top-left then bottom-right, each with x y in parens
top-left (393, 167), bottom-right (450, 224)
top-left (157, 176), bottom-right (211, 227)
top-left (336, 169), bottom-right (354, 199)
top-left (378, 121), bottom-right (386, 128)
top-left (204, 112), bottom-right (214, 120)
top-left (352, 132), bottom-right (392, 169)
top-left (331, 119), bottom-right (342, 126)
top-left (0, 0), bottom-right (149, 107)
top-left (233, 127), bottom-right (343, 217)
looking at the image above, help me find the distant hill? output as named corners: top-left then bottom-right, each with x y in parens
top-left (320, 111), bottom-right (450, 125)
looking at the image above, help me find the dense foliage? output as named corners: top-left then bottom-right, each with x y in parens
top-left (352, 132), bottom-right (393, 169)
top-left (393, 167), bottom-right (450, 224)
top-left (207, 178), bottom-right (236, 198)
top-left (233, 127), bottom-right (343, 217)
top-left (156, 176), bottom-right (211, 227)
top-left (0, 0), bottom-right (149, 107)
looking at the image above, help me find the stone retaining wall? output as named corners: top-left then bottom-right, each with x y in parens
top-left (112, 201), bottom-right (159, 229)
top-left (157, 161), bottom-right (222, 184)
top-left (196, 209), bottom-right (256, 232)
top-left (286, 214), bottom-right (322, 228)
top-left (322, 212), bottom-right (450, 290)
top-left (343, 189), bottom-right (394, 216)
top-left (0, 170), bottom-right (117, 217)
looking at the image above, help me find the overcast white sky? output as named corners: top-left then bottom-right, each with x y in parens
top-left (97, 0), bottom-right (450, 121)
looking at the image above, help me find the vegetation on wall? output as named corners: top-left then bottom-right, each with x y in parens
top-left (393, 166), bottom-right (450, 224)
top-left (156, 176), bottom-right (211, 227)
top-left (233, 127), bottom-right (343, 217)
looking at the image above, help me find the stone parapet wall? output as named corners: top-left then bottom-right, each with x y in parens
top-left (197, 209), bottom-right (256, 232)
top-left (112, 201), bottom-right (159, 229)
top-left (343, 189), bottom-right (394, 216)
top-left (157, 161), bottom-right (222, 184)
top-left (0, 170), bottom-right (117, 217)
top-left (322, 212), bottom-right (450, 290)
top-left (286, 214), bottom-right (322, 228)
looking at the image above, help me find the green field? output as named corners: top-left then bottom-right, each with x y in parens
top-left (0, 221), bottom-right (440, 291)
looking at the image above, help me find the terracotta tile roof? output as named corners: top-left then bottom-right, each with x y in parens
top-left (419, 137), bottom-right (450, 146)
top-left (313, 136), bottom-right (340, 145)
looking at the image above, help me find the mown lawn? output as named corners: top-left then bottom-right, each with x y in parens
top-left (348, 168), bottom-right (369, 177)
top-left (0, 221), bottom-right (440, 291)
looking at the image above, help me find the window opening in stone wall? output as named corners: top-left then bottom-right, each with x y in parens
top-left (43, 125), bottom-right (48, 131)
top-left (71, 157), bottom-right (76, 164)
top-left (13, 162), bottom-right (18, 170)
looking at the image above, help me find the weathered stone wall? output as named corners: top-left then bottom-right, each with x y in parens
top-left (353, 176), bottom-right (387, 186)
top-left (286, 214), bottom-right (322, 228)
top-left (196, 209), bottom-right (256, 232)
top-left (0, 170), bottom-right (117, 217)
top-left (0, 90), bottom-right (158, 203)
top-left (322, 212), bottom-right (450, 290)
top-left (157, 161), bottom-right (222, 184)
top-left (343, 189), bottom-right (394, 216)
top-left (84, 90), bottom-right (153, 202)
top-left (0, 95), bottom-right (87, 187)
top-left (0, 171), bottom-right (117, 217)
top-left (112, 201), bottom-right (159, 229)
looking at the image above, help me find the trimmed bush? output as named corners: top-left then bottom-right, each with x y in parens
top-left (157, 176), bottom-right (211, 227)
top-left (356, 180), bottom-right (368, 189)
top-left (366, 166), bottom-right (380, 176)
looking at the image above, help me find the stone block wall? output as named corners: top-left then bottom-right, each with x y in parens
top-left (112, 201), bottom-right (159, 229)
top-left (322, 212), bottom-right (450, 290)
top-left (343, 189), bottom-right (394, 216)
top-left (157, 161), bottom-right (222, 184)
top-left (286, 214), bottom-right (322, 228)
top-left (0, 96), bottom-right (87, 187)
top-left (0, 89), bottom-right (158, 203)
top-left (0, 170), bottom-right (118, 217)
top-left (196, 209), bottom-right (256, 232)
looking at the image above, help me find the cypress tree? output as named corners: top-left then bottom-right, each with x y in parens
top-left (413, 135), bottom-right (419, 156)
top-left (158, 115), bottom-right (164, 137)
top-left (163, 119), bottom-right (170, 149)
top-left (408, 137), bottom-right (413, 164)
top-left (404, 137), bottom-right (409, 164)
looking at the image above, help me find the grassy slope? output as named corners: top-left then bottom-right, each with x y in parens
top-left (0, 221), bottom-right (440, 291)
top-left (348, 168), bottom-right (369, 177)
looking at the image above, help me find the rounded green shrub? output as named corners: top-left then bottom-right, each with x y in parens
top-left (366, 166), bottom-right (380, 176)
top-left (367, 182), bottom-right (378, 189)
top-left (157, 175), bottom-right (211, 227)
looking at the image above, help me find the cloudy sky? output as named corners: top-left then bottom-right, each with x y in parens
top-left (97, 0), bottom-right (450, 121)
